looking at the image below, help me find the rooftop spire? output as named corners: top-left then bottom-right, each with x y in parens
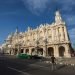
top-left (28, 26), bottom-right (31, 32)
top-left (55, 11), bottom-right (63, 24)
top-left (15, 26), bottom-right (18, 33)
top-left (14, 26), bottom-right (19, 35)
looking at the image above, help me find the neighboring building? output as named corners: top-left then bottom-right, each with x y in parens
top-left (2, 11), bottom-right (73, 57)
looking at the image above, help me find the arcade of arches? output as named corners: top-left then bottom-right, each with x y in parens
top-left (12, 45), bottom-right (71, 57)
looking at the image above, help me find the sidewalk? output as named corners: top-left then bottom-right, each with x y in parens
top-left (43, 57), bottom-right (75, 66)
top-left (0, 54), bottom-right (17, 59)
top-left (57, 57), bottom-right (75, 65)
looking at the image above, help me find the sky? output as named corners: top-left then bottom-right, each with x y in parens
top-left (0, 0), bottom-right (75, 48)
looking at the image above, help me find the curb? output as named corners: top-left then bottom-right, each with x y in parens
top-left (43, 61), bottom-right (75, 66)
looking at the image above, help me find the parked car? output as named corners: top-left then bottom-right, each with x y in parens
top-left (31, 55), bottom-right (43, 59)
top-left (17, 53), bottom-right (43, 60)
top-left (17, 53), bottom-right (31, 59)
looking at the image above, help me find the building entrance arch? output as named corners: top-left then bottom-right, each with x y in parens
top-left (48, 47), bottom-right (54, 56)
top-left (14, 48), bottom-right (18, 55)
top-left (20, 49), bottom-right (24, 53)
top-left (26, 49), bottom-right (29, 54)
top-left (31, 48), bottom-right (35, 55)
top-left (59, 46), bottom-right (65, 57)
top-left (37, 48), bottom-right (43, 56)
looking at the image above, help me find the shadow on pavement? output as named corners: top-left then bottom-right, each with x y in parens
top-left (57, 65), bottom-right (66, 70)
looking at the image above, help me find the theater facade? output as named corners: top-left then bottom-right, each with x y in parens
top-left (2, 11), bottom-right (73, 58)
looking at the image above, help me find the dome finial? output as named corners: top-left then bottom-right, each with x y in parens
top-left (55, 11), bottom-right (63, 24)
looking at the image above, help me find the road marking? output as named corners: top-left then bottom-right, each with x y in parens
top-left (8, 67), bottom-right (31, 75)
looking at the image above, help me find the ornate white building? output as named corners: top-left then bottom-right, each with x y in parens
top-left (2, 11), bottom-right (73, 57)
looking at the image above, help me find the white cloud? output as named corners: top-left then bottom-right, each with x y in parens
top-left (22, 0), bottom-right (50, 15)
top-left (21, 0), bottom-right (75, 15)
top-left (63, 15), bottom-right (75, 26)
top-left (57, 0), bottom-right (75, 11)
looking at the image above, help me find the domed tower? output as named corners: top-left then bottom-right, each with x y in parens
top-left (53, 11), bottom-right (72, 57)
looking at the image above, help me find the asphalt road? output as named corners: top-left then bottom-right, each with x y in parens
top-left (0, 54), bottom-right (75, 75)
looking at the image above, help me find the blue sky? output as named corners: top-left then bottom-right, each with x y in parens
top-left (0, 0), bottom-right (75, 47)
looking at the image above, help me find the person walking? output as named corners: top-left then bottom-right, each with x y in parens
top-left (51, 55), bottom-right (56, 71)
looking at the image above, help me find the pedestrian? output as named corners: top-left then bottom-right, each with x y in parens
top-left (51, 55), bottom-right (56, 71)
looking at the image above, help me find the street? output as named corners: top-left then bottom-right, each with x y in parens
top-left (0, 55), bottom-right (75, 75)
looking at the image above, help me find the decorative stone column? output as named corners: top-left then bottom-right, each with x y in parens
top-left (64, 26), bottom-right (69, 41)
top-left (54, 45), bottom-right (59, 57)
top-left (29, 48), bottom-right (32, 55)
top-left (43, 47), bottom-right (47, 57)
top-left (23, 48), bottom-right (26, 54)
top-left (56, 27), bottom-right (59, 41)
top-left (11, 49), bottom-right (14, 55)
top-left (43, 37), bottom-right (48, 57)
top-left (52, 28), bottom-right (55, 42)
top-left (64, 44), bottom-right (71, 58)
top-left (60, 27), bottom-right (64, 41)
